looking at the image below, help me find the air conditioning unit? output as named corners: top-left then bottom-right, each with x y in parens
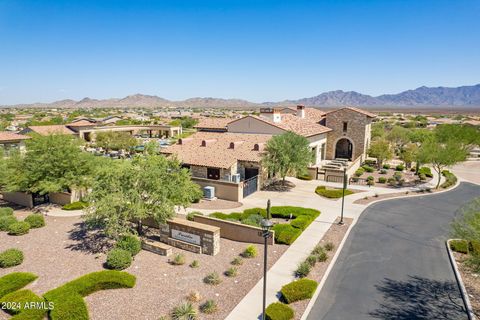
top-left (231, 174), bottom-right (241, 183)
top-left (203, 186), bottom-right (215, 199)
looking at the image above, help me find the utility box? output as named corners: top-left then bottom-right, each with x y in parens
top-left (203, 186), bottom-right (215, 199)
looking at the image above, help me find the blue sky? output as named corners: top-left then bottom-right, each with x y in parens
top-left (0, 0), bottom-right (479, 104)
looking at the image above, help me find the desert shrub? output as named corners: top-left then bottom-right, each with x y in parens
top-left (317, 251), bottom-right (328, 262)
top-left (24, 214), bottom-right (45, 228)
top-left (295, 261), bottom-right (311, 278)
top-left (324, 242), bottom-right (335, 251)
top-left (394, 171), bottom-right (403, 180)
top-left (171, 302), bottom-right (197, 320)
top-left (203, 272), bottom-right (222, 285)
top-left (62, 201), bottom-right (89, 210)
top-left (115, 234), bottom-right (141, 256)
top-left (311, 244), bottom-right (324, 255)
top-left (0, 215), bottom-right (17, 231)
top-left (395, 164), bottom-right (405, 171)
top-left (364, 159), bottom-right (377, 166)
top-left (419, 173), bottom-right (427, 181)
top-left (200, 299), bottom-right (218, 314)
top-left (466, 255), bottom-right (480, 273)
top-left (187, 211), bottom-right (203, 221)
top-left (190, 260), bottom-right (200, 268)
top-left (241, 214), bottom-right (263, 227)
top-left (0, 249), bottom-right (24, 268)
top-left (470, 240), bottom-right (480, 256)
top-left (0, 207), bottom-right (14, 217)
top-left (7, 221), bottom-right (30, 236)
top-left (171, 253), bottom-right (186, 266)
top-left (441, 170), bottom-right (457, 188)
top-left (450, 240), bottom-right (469, 254)
top-left (378, 177), bottom-right (387, 183)
top-left (0, 272), bottom-right (38, 298)
top-left (367, 179), bottom-right (375, 186)
top-left (224, 267), bottom-right (238, 277)
top-left (231, 257), bottom-right (243, 266)
top-left (265, 302), bottom-right (294, 320)
top-left (315, 186), bottom-right (354, 199)
top-left (273, 224), bottom-right (302, 245)
top-left (43, 270), bottom-right (136, 320)
top-left (387, 177), bottom-right (397, 186)
top-left (306, 255), bottom-right (317, 267)
top-left (290, 215), bottom-right (314, 230)
top-left (241, 245), bottom-right (258, 258)
top-left (379, 169), bottom-right (387, 174)
top-left (106, 249), bottom-right (132, 270)
top-left (362, 165), bottom-right (375, 173)
top-left (383, 164), bottom-right (391, 169)
top-left (187, 291), bottom-right (202, 302)
top-left (281, 278), bottom-right (318, 304)
top-left (418, 166), bottom-right (433, 177)
top-left (367, 176), bottom-right (374, 181)
top-left (354, 168), bottom-right (365, 177)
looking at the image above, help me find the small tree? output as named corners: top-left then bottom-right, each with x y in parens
top-left (399, 143), bottom-right (419, 169)
top-left (95, 131), bottom-right (138, 153)
top-left (262, 132), bottom-right (313, 184)
top-left (417, 138), bottom-right (468, 189)
top-left (386, 126), bottom-right (410, 154)
top-left (367, 139), bottom-right (393, 168)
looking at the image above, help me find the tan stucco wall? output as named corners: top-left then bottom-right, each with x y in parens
top-left (49, 192), bottom-right (72, 206)
top-left (307, 133), bottom-right (328, 165)
top-left (192, 177), bottom-right (243, 202)
top-left (2, 192), bottom-right (33, 208)
top-left (193, 215), bottom-right (274, 245)
top-left (227, 117), bottom-right (285, 135)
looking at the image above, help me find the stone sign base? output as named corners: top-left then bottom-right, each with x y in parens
top-left (142, 238), bottom-right (173, 256)
top-left (167, 238), bottom-right (202, 254)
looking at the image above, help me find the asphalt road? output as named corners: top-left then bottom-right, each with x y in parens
top-left (307, 182), bottom-right (480, 320)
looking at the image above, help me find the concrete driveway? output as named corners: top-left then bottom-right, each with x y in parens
top-left (307, 182), bottom-right (480, 320)
top-left (451, 161), bottom-right (480, 185)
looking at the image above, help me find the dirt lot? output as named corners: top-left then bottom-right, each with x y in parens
top-left (0, 211), bottom-right (288, 320)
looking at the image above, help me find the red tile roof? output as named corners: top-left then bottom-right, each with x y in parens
top-left (0, 132), bottom-right (31, 142)
top-left (325, 107), bottom-right (377, 118)
top-left (66, 119), bottom-right (97, 127)
top-left (26, 125), bottom-right (76, 135)
top-left (194, 118), bottom-right (233, 130)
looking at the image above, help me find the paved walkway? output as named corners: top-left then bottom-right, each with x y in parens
top-left (306, 182), bottom-right (480, 320)
top-left (451, 161), bottom-right (480, 185)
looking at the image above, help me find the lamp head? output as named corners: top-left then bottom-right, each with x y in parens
top-left (260, 218), bottom-right (273, 231)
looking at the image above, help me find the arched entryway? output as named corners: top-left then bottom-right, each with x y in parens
top-left (335, 138), bottom-right (353, 160)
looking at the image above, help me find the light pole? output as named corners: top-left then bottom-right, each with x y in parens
top-left (339, 167), bottom-right (347, 225)
top-left (260, 199), bottom-right (273, 320)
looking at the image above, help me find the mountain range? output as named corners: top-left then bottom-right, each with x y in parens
top-left (2, 84), bottom-right (480, 109)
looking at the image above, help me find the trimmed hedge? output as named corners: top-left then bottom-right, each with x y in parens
top-left (450, 240), bottom-right (469, 254)
top-left (281, 278), bottom-right (318, 303)
top-left (0, 215), bottom-right (17, 231)
top-left (24, 214), bottom-right (45, 228)
top-left (0, 249), bottom-right (24, 268)
top-left (0, 289), bottom-right (46, 319)
top-left (43, 271), bottom-right (136, 320)
top-left (362, 165), bottom-right (375, 173)
top-left (265, 302), bottom-right (294, 320)
top-left (106, 249), bottom-right (132, 270)
top-left (0, 272), bottom-right (38, 299)
top-left (0, 207), bottom-right (14, 217)
top-left (315, 186), bottom-right (354, 199)
top-left (273, 224), bottom-right (302, 245)
top-left (62, 201), bottom-right (89, 211)
top-left (8, 221), bottom-right (30, 236)
top-left (115, 235), bottom-right (141, 256)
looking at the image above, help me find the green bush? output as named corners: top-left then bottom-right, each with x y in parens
top-left (171, 253), bottom-right (186, 266)
top-left (203, 272), bottom-right (222, 285)
top-left (270, 206), bottom-right (319, 219)
top-left (419, 173), bottom-right (427, 181)
top-left (171, 302), bottom-right (198, 320)
top-left (295, 261), bottom-right (311, 278)
top-left (354, 168), bottom-right (365, 177)
top-left (241, 245), bottom-right (258, 258)
top-left (450, 240), bottom-right (468, 254)
top-left (241, 214), bottom-right (263, 227)
top-left (281, 278), bottom-right (318, 304)
top-left (315, 186), bottom-right (354, 199)
top-left (311, 244), bottom-right (324, 255)
top-left (62, 201), bottom-right (89, 210)
top-left (0, 289), bottom-right (46, 318)
top-left (383, 164), bottom-right (391, 169)
top-left (317, 251), bottom-right (328, 262)
top-left (364, 159), bottom-right (377, 166)
top-left (395, 164), bottom-right (405, 171)
top-left (243, 207), bottom-right (267, 217)
top-left (470, 240), bottom-right (480, 255)
top-left (387, 177), bottom-right (397, 186)
top-left (115, 234), bottom-right (141, 256)
top-left (362, 165), bottom-right (375, 173)
top-left (190, 260), bottom-right (200, 268)
top-left (187, 211), bottom-right (203, 221)
top-left (106, 249), bottom-right (132, 270)
top-left (290, 215), bottom-right (314, 230)
top-left (306, 255), bottom-right (317, 267)
top-left (0, 272), bottom-right (38, 298)
top-left (324, 242), bottom-right (335, 251)
top-left (231, 257), bottom-right (243, 266)
top-left (7, 221), bottom-right (30, 236)
top-left (265, 302), bottom-right (294, 320)
top-left (379, 169), bottom-right (387, 174)
top-left (44, 270), bottom-right (136, 320)
top-left (0, 249), bottom-right (24, 268)
top-left (200, 299), bottom-right (218, 314)
top-left (441, 170), bottom-right (457, 188)
top-left (224, 267), bottom-right (238, 277)
top-left (378, 177), bottom-right (387, 183)
top-left (297, 173), bottom-right (313, 180)
top-left (0, 207), bottom-right (14, 217)
top-left (0, 215), bottom-right (17, 231)
top-left (24, 214), bottom-right (45, 228)
top-left (367, 179), bottom-right (375, 186)
top-left (273, 224), bottom-right (302, 245)
top-left (418, 167), bottom-right (433, 177)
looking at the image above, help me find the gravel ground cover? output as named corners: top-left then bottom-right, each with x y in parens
top-left (352, 168), bottom-right (431, 188)
top-left (454, 252), bottom-right (480, 318)
top-left (0, 210), bottom-right (287, 320)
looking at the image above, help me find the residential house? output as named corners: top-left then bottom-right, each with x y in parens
top-left (0, 132), bottom-right (30, 154)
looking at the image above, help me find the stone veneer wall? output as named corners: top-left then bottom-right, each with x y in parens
top-left (325, 109), bottom-right (372, 161)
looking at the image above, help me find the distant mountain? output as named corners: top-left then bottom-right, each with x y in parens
top-left (2, 84), bottom-right (480, 109)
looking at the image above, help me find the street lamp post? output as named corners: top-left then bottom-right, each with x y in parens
top-left (339, 167), bottom-right (347, 225)
top-left (260, 199), bottom-right (274, 320)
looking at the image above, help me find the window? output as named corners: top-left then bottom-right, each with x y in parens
top-left (343, 122), bottom-right (348, 132)
top-left (207, 167), bottom-right (220, 180)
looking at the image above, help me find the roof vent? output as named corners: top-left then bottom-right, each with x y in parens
top-left (179, 138), bottom-right (193, 145)
top-left (254, 143), bottom-right (265, 151)
top-left (229, 141), bottom-right (245, 149)
top-left (201, 139), bottom-right (217, 147)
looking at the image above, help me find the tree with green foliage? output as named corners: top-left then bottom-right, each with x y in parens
top-left (408, 128), bottom-right (434, 143)
top-left (367, 139), bottom-right (393, 168)
top-left (435, 124), bottom-right (480, 149)
top-left (371, 122), bottom-right (387, 139)
top-left (386, 126), bottom-right (410, 154)
top-left (417, 138), bottom-right (468, 188)
top-left (262, 132), bottom-right (313, 184)
top-left (0, 134), bottom-right (96, 195)
top-left (94, 131), bottom-right (138, 152)
top-left (399, 142), bottom-right (419, 169)
top-left (84, 153), bottom-right (202, 238)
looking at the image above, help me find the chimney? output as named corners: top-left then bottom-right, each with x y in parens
top-left (272, 108), bottom-right (282, 123)
top-left (297, 105), bottom-right (305, 119)
top-left (259, 108), bottom-right (282, 123)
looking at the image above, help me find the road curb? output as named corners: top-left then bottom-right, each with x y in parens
top-left (446, 239), bottom-right (476, 320)
top-left (300, 218), bottom-right (356, 320)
